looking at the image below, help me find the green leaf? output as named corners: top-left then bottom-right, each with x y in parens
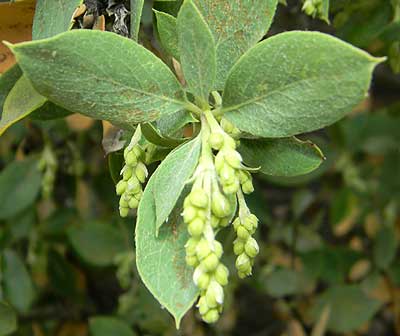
top-left (156, 109), bottom-right (196, 135)
top-left (0, 158), bottom-right (42, 220)
top-left (0, 65), bottom-right (22, 118)
top-left (193, 0), bottom-right (278, 88)
top-left (136, 174), bottom-right (198, 328)
top-left (264, 268), bottom-right (309, 298)
top-left (47, 250), bottom-right (78, 297)
top-left (9, 30), bottom-right (187, 127)
top-left (2, 250), bottom-right (35, 313)
top-left (141, 122), bottom-right (187, 148)
top-left (0, 76), bottom-right (46, 136)
top-left (222, 31), bottom-right (384, 138)
top-left (153, 137), bottom-right (201, 234)
top-left (239, 137), bottom-right (324, 176)
top-left (29, 100), bottom-right (71, 120)
top-left (67, 221), bottom-right (127, 267)
top-left (311, 285), bottom-right (381, 333)
top-left (130, 0), bottom-right (144, 41)
top-left (32, 0), bottom-right (83, 40)
top-left (177, 0), bottom-right (216, 102)
top-left (0, 301), bottom-right (17, 336)
top-left (154, 10), bottom-right (179, 59)
top-left (89, 316), bottom-right (136, 336)
top-left (373, 226), bottom-right (398, 270)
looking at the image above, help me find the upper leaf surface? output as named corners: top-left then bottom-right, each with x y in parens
top-left (32, 0), bottom-right (82, 40)
top-left (0, 65), bottom-right (22, 119)
top-left (9, 30), bottom-right (187, 127)
top-left (136, 174), bottom-right (198, 328)
top-left (177, 0), bottom-right (216, 102)
top-left (130, 0), bottom-right (144, 41)
top-left (193, 0), bottom-right (278, 89)
top-left (153, 137), bottom-right (201, 234)
top-left (222, 31), bottom-right (384, 138)
top-left (154, 10), bottom-right (180, 60)
top-left (239, 137), bottom-right (324, 176)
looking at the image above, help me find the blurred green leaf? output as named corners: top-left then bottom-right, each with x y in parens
top-left (311, 285), bottom-right (381, 333)
top-left (373, 226), bottom-right (398, 270)
top-left (264, 268), bottom-right (309, 298)
top-left (67, 221), bottom-right (127, 266)
top-left (0, 301), bottom-right (17, 336)
top-left (47, 250), bottom-right (78, 297)
top-left (0, 158), bottom-right (42, 220)
top-left (89, 316), bottom-right (136, 336)
top-left (2, 250), bottom-right (35, 313)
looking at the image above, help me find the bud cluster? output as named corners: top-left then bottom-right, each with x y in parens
top-left (183, 183), bottom-right (231, 323)
top-left (233, 214), bottom-right (259, 278)
top-left (38, 145), bottom-right (58, 199)
top-left (302, 0), bottom-right (324, 18)
top-left (116, 144), bottom-right (148, 217)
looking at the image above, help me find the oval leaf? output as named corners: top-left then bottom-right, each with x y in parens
top-left (136, 174), bottom-right (198, 328)
top-left (194, 0), bottom-right (278, 88)
top-left (154, 10), bottom-right (179, 60)
top-left (239, 137), bottom-right (324, 176)
top-left (8, 30), bottom-right (187, 127)
top-left (222, 31), bottom-right (384, 137)
top-left (153, 136), bottom-right (201, 234)
top-left (89, 316), bottom-right (136, 336)
top-left (177, 0), bottom-right (216, 102)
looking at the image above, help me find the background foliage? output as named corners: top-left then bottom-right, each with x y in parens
top-left (0, 0), bottom-right (399, 335)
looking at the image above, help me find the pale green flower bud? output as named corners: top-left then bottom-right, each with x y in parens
top-left (238, 271), bottom-right (248, 279)
top-left (185, 238), bottom-right (198, 256)
top-left (116, 180), bottom-right (127, 195)
top-left (188, 218), bottom-right (205, 237)
top-left (197, 272), bottom-right (211, 290)
top-left (211, 215), bottom-right (220, 228)
top-left (211, 191), bottom-right (231, 218)
top-left (221, 118), bottom-right (234, 134)
top-left (245, 237), bottom-right (259, 258)
top-left (183, 206), bottom-right (197, 223)
top-left (209, 132), bottom-right (224, 150)
top-left (233, 217), bottom-right (241, 230)
top-left (237, 226), bottom-right (250, 240)
top-left (128, 197), bottom-right (139, 209)
top-left (215, 264), bottom-right (229, 286)
top-left (127, 176), bottom-right (141, 194)
top-left (119, 207), bottom-right (129, 218)
top-left (233, 240), bottom-right (244, 255)
top-left (202, 309), bottom-right (219, 324)
top-left (202, 253), bottom-right (219, 272)
top-left (190, 189), bottom-right (208, 209)
top-left (214, 241), bottom-right (223, 258)
top-left (205, 281), bottom-right (224, 308)
top-left (219, 165), bottom-right (236, 185)
top-left (236, 253), bottom-right (251, 273)
top-left (196, 238), bottom-right (211, 260)
top-left (219, 217), bottom-right (230, 227)
top-left (122, 166), bottom-right (133, 180)
top-left (135, 162), bottom-right (148, 183)
top-left (214, 152), bottom-right (225, 172)
top-left (185, 255), bottom-right (198, 267)
top-left (196, 209), bottom-right (207, 220)
top-left (125, 151), bottom-right (137, 166)
top-left (224, 149), bottom-right (242, 168)
top-left (238, 170), bottom-right (250, 184)
top-left (242, 180), bottom-right (254, 194)
top-left (119, 197), bottom-right (129, 208)
top-left (223, 180), bottom-right (240, 194)
top-left (132, 146), bottom-right (143, 159)
top-left (197, 296), bottom-right (209, 316)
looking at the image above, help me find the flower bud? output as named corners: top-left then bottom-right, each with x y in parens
top-left (185, 255), bottom-right (198, 267)
top-left (238, 170), bottom-right (250, 184)
top-left (196, 209), bottom-right (207, 220)
top-left (211, 191), bottom-right (231, 218)
top-left (233, 218), bottom-right (241, 230)
top-left (116, 180), bottom-right (127, 195)
top-left (132, 146), bottom-right (143, 159)
top-left (122, 166), bottom-right (133, 180)
top-left (196, 239), bottom-right (211, 260)
top-left (245, 237), bottom-right (259, 258)
top-left (221, 118), bottom-right (234, 134)
top-left (224, 149), bottom-right (242, 168)
top-left (205, 281), bottom-right (224, 307)
top-left (211, 215), bottom-right (220, 228)
top-left (202, 253), bottom-right (219, 272)
top-left (128, 197), bottom-right (139, 209)
top-left (188, 218), bottom-right (205, 237)
top-left (202, 309), bottom-right (219, 324)
top-left (219, 165), bottom-right (236, 185)
top-left (125, 151), bottom-right (137, 166)
top-left (219, 218), bottom-right (230, 227)
top-left (237, 226), bottom-right (250, 240)
top-left (119, 197), bottom-right (129, 208)
top-left (214, 241), bottom-right (223, 259)
top-left (127, 176), bottom-right (141, 194)
top-left (242, 180), bottom-right (254, 194)
top-left (235, 253), bottom-right (251, 273)
top-left (215, 152), bottom-right (224, 172)
top-left (208, 132), bottom-right (224, 150)
top-left (197, 296), bottom-right (209, 316)
top-left (223, 180), bottom-right (240, 194)
top-left (183, 206), bottom-right (197, 223)
top-left (185, 237), bottom-right (198, 256)
top-left (135, 162), bottom-right (148, 183)
top-left (189, 189), bottom-right (208, 209)
top-left (197, 272), bottom-right (211, 290)
top-left (233, 240), bottom-right (244, 255)
top-left (119, 207), bottom-right (129, 218)
top-left (215, 264), bottom-right (229, 286)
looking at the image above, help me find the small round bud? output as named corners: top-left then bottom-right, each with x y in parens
top-left (237, 226), bottom-right (250, 240)
top-left (197, 272), bottom-right (211, 290)
top-left (219, 218), bottom-right (230, 227)
top-left (122, 166), bottom-right (133, 180)
top-left (215, 152), bottom-right (224, 172)
top-left (233, 241), bottom-right (244, 255)
top-left (238, 270), bottom-right (248, 279)
top-left (135, 162), bottom-right (148, 183)
top-left (236, 253), bottom-right (251, 273)
top-left (205, 281), bottom-right (224, 308)
top-left (128, 197), bottom-right (139, 209)
top-left (183, 206), bottom-right (197, 223)
top-left (188, 218), bottom-right (205, 237)
top-left (197, 296), bottom-right (209, 316)
top-left (245, 237), bottom-right (259, 258)
top-left (211, 215), bottom-right (220, 228)
top-left (211, 191), bottom-right (231, 218)
top-left (233, 218), bottom-right (241, 230)
top-left (196, 209), bottom-right (207, 220)
top-left (116, 180), bottom-right (127, 195)
top-left (190, 189), bottom-right (208, 208)
top-left (238, 170), bottom-right (250, 184)
top-left (132, 146), bottom-right (143, 159)
top-left (119, 197), bottom-right (129, 208)
top-left (202, 253), bottom-right (219, 272)
top-left (223, 180), bottom-right (240, 194)
top-left (215, 264), bottom-right (229, 286)
top-left (196, 239), bottom-right (211, 260)
top-left (219, 165), bottom-right (236, 185)
top-left (214, 241), bottom-right (223, 259)
top-left (185, 255), bottom-right (198, 267)
top-left (221, 118), bottom-right (234, 134)
top-left (127, 176), bottom-right (141, 194)
top-left (125, 151), bottom-right (137, 166)
top-left (224, 149), bottom-right (242, 168)
top-left (202, 309), bottom-right (219, 324)
top-left (209, 132), bottom-right (224, 150)
top-left (185, 237), bottom-right (198, 256)
top-left (119, 207), bottom-right (129, 218)
top-left (242, 180), bottom-right (254, 194)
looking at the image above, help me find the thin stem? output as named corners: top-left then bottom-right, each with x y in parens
top-left (237, 188), bottom-right (250, 221)
top-left (185, 102), bottom-right (203, 116)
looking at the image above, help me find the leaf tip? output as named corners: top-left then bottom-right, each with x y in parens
top-left (2, 40), bottom-right (14, 50)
